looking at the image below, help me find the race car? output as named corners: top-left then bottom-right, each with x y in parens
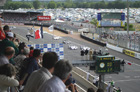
top-left (68, 45), bottom-right (78, 50)
top-left (53, 36), bottom-right (61, 40)
top-left (80, 46), bottom-right (90, 50)
top-left (63, 40), bottom-right (71, 44)
top-left (10, 26), bottom-right (16, 29)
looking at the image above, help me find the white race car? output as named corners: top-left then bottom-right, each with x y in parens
top-left (63, 40), bottom-right (71, 44)
top-left (10, 26), bottom-right (16, 29)
top-left (53, 36), bottom-right (61, 40)
top-left (80, 46), bottom-right (90, 50)
top-left (68, 45), bottom-right (78, 50)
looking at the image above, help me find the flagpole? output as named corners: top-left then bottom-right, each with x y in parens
top-left (42, 23), bottom-right (44, 45)
top-left (53, 25), bottom-right (54, 44)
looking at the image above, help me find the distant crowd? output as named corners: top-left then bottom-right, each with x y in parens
top-left (2, 12), bottom-right (42, 22)
top-left (0, 20), bottom-right (104, 92)
top-left (101, 32), bottom-right (140, 42)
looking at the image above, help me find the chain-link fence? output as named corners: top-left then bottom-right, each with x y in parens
top-left (96, 28), bottom-right (140, 52)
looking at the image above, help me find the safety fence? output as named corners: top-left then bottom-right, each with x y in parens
top-left (96, 28), bottom-right (140, 52)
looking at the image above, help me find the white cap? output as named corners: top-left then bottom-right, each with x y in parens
top-left (7, 32), bottom-right (14, 38)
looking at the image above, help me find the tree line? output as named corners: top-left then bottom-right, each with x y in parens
top-left (1, 0), bottom-right (140, 9)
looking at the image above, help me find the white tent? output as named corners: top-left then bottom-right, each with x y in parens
top-left (55, 19), bottom-right (64, 22)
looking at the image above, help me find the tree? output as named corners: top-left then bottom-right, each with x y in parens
top-left (20, 2), bottom-right (32, 9)
top-left (90, 18), bottom-right (97, 27)
top-left (33, 0), bottom-right (40, 9)
top-left (64, 0), bottom-right (73, 8)
top-left (48, 1), bottom-right (57, 9)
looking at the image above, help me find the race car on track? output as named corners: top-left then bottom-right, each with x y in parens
top-left (53, 36), bottom-right (61, 40)
top-left (63, 40), bottom-right (71, 44)
top-left (68, 45), bottom-right (78, 50)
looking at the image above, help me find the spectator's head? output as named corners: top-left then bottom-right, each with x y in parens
top-left (53, 59), bottom-right (72, 81)
top-left (18, 42), bottom-right (26, 54)
top-left (30, 47), bottom-right (34, 51)
top-left (4, 47), bottom-right (15, 59)
top-left (87, 88), bottom-right (95, 92)
top-left (0, 64), bottom-right (16, 77)
top-left (97, 88), bottom-right (104, 92)
top-left (23, 47), bottom-right (30, 56)
top-left (42, 52), bottom-right (58, 70)
top-left (3, 25), bottom-right (10, 33)
top-left (29, 47), bottom-right (34, 57)
top-left (6, 32), bottom-right (14, 41)
top-left (33, 49), bottom-right (41, 58)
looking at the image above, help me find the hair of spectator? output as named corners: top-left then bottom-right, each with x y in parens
top-left (30, 46), bottom-right (34, 50)
top-left (33, 49), bottom-right (41, 57)
top-left (23, 48), bottom-right (30, 55)
top-left (42, 52), bottom-right (58, 69)
top-left (0, 64), bottom-right (16, 77)
top-left (87, 88), bottom-right (95, 92)
top-left (3, 25), bottom-right (9, 31)
top-left (14, 33), bottom-right (16, 38)
top-left (4, 47), bottom-right (15, 56)
top-left (53, 59), bottom-right (72, 80)
top-left (97, 88), bottom-right (104, 92)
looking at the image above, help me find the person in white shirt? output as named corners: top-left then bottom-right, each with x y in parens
top-left (37, 59), bottom-right (72, 92)
top-left (23, 52), bottom-right (58, 92)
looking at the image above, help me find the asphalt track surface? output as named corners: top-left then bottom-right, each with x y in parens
top-left (12, 26), bottom-right (140, 92)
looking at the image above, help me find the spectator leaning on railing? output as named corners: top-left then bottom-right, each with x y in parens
top-left (23, 52), bottom-right (58, 92)
top-left (37, 59), bottom-right (73, 92)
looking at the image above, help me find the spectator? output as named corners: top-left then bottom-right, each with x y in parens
top-left (12, 33), bottom-right (20, 48)
top-left (18, 42), bottom-right (26, 55)
top-left (37, 59), bottom-right (72, 92)
top-left (23, 52), bottom-right (58, 92)
top-left (87, 88), bottom-right (95, 92)
top-left (19, 49), bottom-right (41, 87)
top-left (29, 46), bottom-right (34, 57)
top-left (0, 20), bottom-right (6, 40)
top-left (0, 64), bottom-right (19, 92)
top-left (14, 47), bottom-right (30, 71)
top-left (0, 47), bottom-right (15, 66)
top-left (3, 25), bottom-right (11, 34)
top-left (65, 74), bottom-right (78, 92)
top-left (0, 32), bottom-right (19, 56)
top-left (97, 88), bottom-right (104, 92)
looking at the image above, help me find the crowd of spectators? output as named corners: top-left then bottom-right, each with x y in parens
top-left (2, 12), bottom-right (42, 22)
top-left (0, 17), bottom-right (105, 92)
top-left (101, 31), bottom-right (140, 42)
top-left (0, 20), bottom-right (86, 92)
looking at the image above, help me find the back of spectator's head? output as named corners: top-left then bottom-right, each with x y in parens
top-left (4, 47), bottom-right (15, 57)
top-left (23, 48), bottom-right (30, 55)
top-left (87, 88), bottom-right (95, 92)
top-left (0, 64), bottom-right (16, 77)
top-left (42, 52), bottom-right (58, 69)
top-left (53, 59), bottom-right (72, 80)
top-left (97, 88), bottom-right (104, 92)
top-left (3, 25), bottom-right (10, 32)
top-left (33, 49), bottom-right (41, 58)
top-left (30, 46), bottom-right (34, 50)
